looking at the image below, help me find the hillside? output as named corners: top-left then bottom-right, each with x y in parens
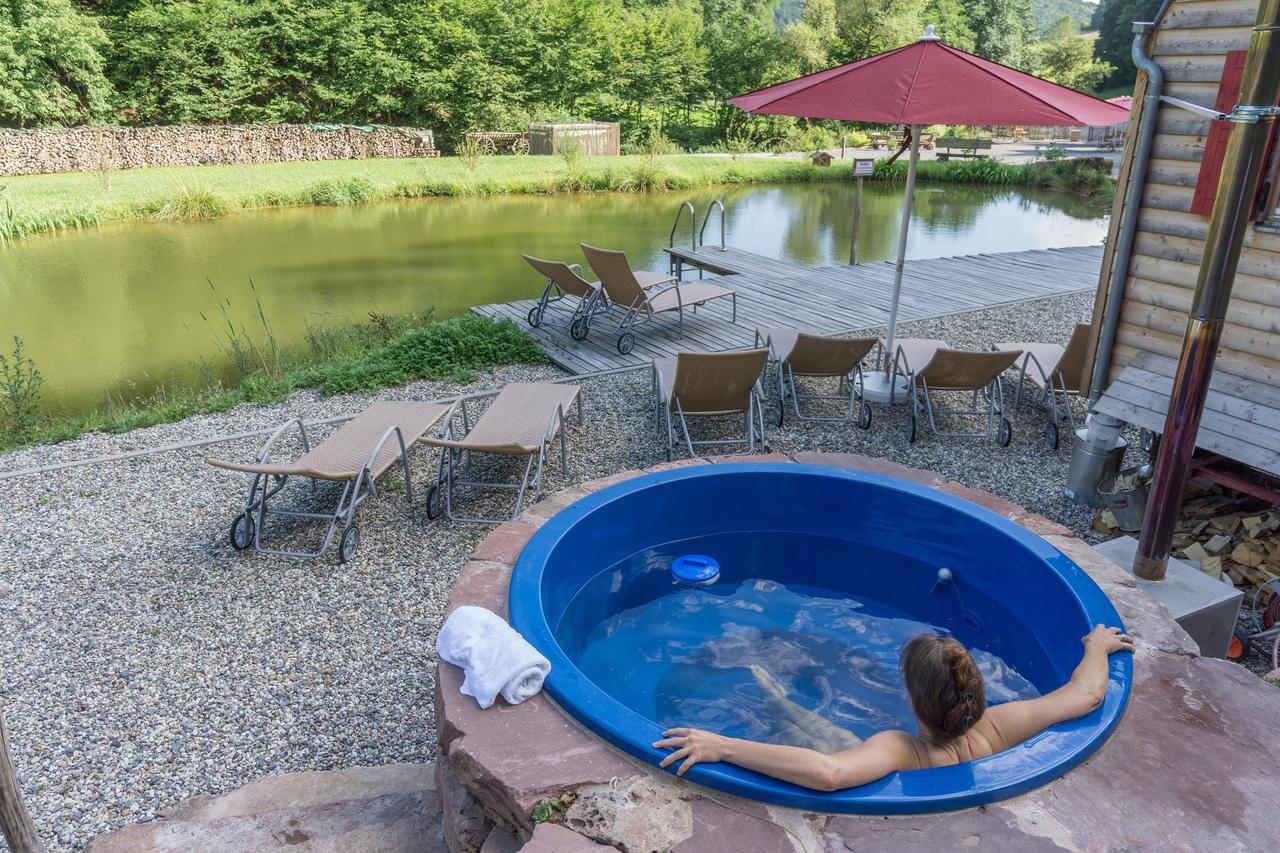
top-left (1033, 0), bottom-right (1097, 33)
top-left (773, 0), bottom-right (1097, 36)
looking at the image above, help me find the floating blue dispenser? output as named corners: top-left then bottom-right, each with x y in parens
top-left (672, 554), bottom-right (720, 585)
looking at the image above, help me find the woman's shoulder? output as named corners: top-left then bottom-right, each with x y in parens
top-left (863, 730), bottom-right (932, 771)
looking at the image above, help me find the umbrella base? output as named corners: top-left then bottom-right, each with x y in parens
top-left (861, 373), bottom-right (911, 405)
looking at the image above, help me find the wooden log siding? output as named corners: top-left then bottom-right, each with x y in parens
top-left (1086, 0), bottom-right (1280, 409)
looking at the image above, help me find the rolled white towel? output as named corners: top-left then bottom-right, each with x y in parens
top-left (436, 606), bottom-right (551, 709)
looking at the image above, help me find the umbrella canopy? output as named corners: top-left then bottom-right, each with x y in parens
top-left (1106, 95), bottom-right (1134, 111)
top-left (728, 27), bottom-right (1128, 404)
top-left (730, 32), bottom-right (1130, 128)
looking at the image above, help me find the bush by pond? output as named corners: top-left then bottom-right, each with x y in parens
top-left (872, 156), bottom-right (1115, 203)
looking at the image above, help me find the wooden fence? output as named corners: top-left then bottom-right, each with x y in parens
top-left (528, 122), bottom-right (620, 156)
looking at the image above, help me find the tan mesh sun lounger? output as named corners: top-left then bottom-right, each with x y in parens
top-left (521, 254), bottom-right (604, 341)
top-left (207, 401), bottom-right (449, 563)
top-left (906, 348), bottom-right (1023, 445)
top-left (581, 243), bottom-right (737, 355)
top-left (419, 382), bottom-right (582, 523)
top-left (756, 326), bottom-right (877, 427)
top-left (996, 323), bottom-right (1091, 449)
top-left (878, 337), bottom-right (948, 405)
top-left (653, 349), bottom-right (769, 461)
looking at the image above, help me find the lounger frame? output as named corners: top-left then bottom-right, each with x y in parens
top-left (652, 351), bottom-right (768, 462)
top-left (909, 376), bottom-right (1011, 444)
top-left (757, 329), bottom-right (874, 426)
top-left (428, 394), bottom-right (584, 525)
top-left (233, 418), bottom-right (417, 561)
top-left (522, 256), bottom-right (605, 340)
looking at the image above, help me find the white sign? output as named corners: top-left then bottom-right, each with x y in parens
top-left (853, 158), bottom-right (874, 177)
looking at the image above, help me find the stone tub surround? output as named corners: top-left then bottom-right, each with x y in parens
top-left (436, 453), bottom-right (1280, 852)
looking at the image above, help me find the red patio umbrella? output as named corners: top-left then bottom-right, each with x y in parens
top-left (730, 26), bottom-right (1129, 402)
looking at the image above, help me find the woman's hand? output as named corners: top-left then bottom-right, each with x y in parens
top-left (653, 727), bottom-right (730, 776)
top-left (1083, 624), bottom-right (1134, 655)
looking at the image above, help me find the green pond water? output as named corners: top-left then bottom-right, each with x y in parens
top-left (0, 181), bottom-right (1106, 416)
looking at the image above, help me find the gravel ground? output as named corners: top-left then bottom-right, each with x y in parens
top-left (0, 289), bottom-right (1187, 851)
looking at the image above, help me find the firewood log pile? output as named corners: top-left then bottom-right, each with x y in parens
top-left (1094, 476), bottom-right (1278, 607)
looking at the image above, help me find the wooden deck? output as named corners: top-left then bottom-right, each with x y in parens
top-left (472, 244), bottom-right (1104, 375)
top-left (1094, 352), bottom-right (1280, 477)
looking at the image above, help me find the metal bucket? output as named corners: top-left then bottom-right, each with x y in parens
top-left (1098, 465), bottom-right (1152, 532)
top-left (1065, 429), bottom-right (1128, 508)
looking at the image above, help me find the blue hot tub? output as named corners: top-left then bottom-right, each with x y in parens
top-left (508, 463), bottom-right (1130, 814)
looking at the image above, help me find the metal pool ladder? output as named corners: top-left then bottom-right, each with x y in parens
top-left (667, 199), bottom-right (726, 277)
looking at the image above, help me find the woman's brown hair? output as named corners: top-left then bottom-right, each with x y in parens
top-left (899, 634), bottom-right (986, 742)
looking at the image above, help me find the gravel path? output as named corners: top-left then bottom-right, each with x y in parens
top-left (1, 290), bottom-right (1125, 851)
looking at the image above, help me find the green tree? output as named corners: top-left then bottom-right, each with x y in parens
top-left (832, 0), bottom-right (928, 61)
top-left (967, 0), bottom-right (1036, 67)
top-left (608, 0), bottom-right (705, 131)
top-left (922, 0), bottom-right (974, 52)
top-left (0, 0), bottom-right (114, 126)
top-left (1093, 0), bottom-right (1162, 88)
top-left (1032, 24), bottom-right (1115, 91)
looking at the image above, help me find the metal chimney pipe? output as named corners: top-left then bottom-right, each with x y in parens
top-left (1134, 0), bottom-right (1280, 580)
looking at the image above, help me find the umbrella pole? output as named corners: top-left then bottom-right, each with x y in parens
top-left (880, 124), bottom-right (921, 376)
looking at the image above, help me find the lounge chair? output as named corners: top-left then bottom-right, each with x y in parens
top-left (995, 323), bottom-right (1091, 450)
top-left (905, 348), bottom-right (1023, 445)
top-left (420, 382), bottom-right (582, 524)
top-left (653, 349), bottom-right (769, 461)
top-left (755, 326), bottom-right (876, 427)
top-left (876, 337), bottom-right (948, 404)
top-left (582, 243), bottom-right (738, 355)
top-left (521, 254), bottom-right (603, 341)
top-left (208, 401), bottom-right (449, 563)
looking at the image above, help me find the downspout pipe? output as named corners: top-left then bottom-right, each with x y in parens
top-left (1088, 11), bottom-right (1170, 403)
top-left (1135, 0), bottom-right (1280, 580)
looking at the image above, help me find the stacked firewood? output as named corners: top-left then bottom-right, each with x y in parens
top-left (1094, 477), bottom-right (1278, 606)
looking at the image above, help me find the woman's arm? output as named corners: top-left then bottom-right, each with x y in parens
top-left (985, 624), bottom-right (1133, 749)
top-left (653, 728), bottom-right (917, 792)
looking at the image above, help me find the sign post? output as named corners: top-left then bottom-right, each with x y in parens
top-left (850, 158), bottom-right (874, 265)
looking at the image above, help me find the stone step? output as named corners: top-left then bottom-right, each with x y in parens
top-left (88, 763), bottom-right (446, 852)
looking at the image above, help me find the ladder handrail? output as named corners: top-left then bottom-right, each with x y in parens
top-left (699, 199), bottom-right (725, 251)
top-left (669, 201), bottom-right (696, 249)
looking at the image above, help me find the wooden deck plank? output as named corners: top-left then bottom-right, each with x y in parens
top-left (476, 244), bottom-right (1103, 378)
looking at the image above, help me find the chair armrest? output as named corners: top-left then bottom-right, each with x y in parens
top-left (256, 417), bottom-right (311, 464)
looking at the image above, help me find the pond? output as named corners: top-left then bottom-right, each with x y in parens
top-left (0, 181), bottom-right (1107, 416)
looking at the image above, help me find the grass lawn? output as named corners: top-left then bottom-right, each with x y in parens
top-left (0, 153), bottom-right (845, 242)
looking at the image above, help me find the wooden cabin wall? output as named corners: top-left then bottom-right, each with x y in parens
top-left (1085, 0), bottom-right (1278, 392)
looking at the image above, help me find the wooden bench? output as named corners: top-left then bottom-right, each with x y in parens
top-left (935, 137), bottom-right (992, 160)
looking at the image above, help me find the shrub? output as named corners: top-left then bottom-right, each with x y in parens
top-left (313, 314), bottom-right (546, 395)
top-left (0, 336), bottom-right (43, 445)
top-left (153, 186), bottom-right (239, 220)
top-left (307, 176), bottom-right (377, 206)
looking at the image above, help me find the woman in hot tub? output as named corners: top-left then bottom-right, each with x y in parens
top-left (654, 625), bottom-right (1132, 791)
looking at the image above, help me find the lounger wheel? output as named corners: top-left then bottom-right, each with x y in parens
top-left (527, 306), bottom-right (543, 328)
top-left (424, 484), bottom-right (442, 520)
top-left (906, 414), bottom-right (917, 444)
top-left (229, 512), bottom-right (255, 551)
top-left (858, 405), bottom-right (872, 430)
top-left (998, 417), bottom-right (1013, 447)
top-left (570, 317), bottom-right (589, 341)
top-left (338, 524), bottom-right (361, 564)
top-left (617, 333), bottom-right (635, 355)
top-left (1227, 626), bottom-right (1252, 662)
top-left (1044, 422), bottom-right (1059, 451)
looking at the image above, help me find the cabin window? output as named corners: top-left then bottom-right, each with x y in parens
top-left (1190, 50), bottom-right (1280, 228)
